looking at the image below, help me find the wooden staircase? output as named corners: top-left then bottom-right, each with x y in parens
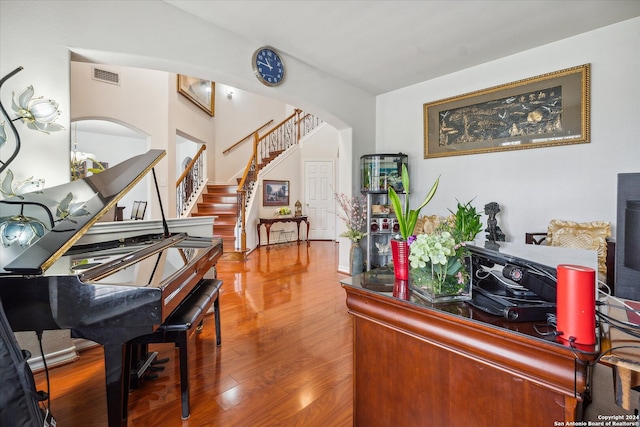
top-left (193, 150), bottom-right (285, 254)
top-left (192, 184), bottom-right (238, 253)
top-left (258, 150), bottom-right (283, 172)
top-left (187, 110), bottom-right (323, 259)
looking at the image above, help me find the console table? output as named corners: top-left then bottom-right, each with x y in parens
top-left (341, 271), bottom-right (596, 426)
top-left (257, 216), bottom-right (309, 250)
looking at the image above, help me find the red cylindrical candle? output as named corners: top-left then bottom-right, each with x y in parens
top-left (556, 264), bottom-right (596, 345)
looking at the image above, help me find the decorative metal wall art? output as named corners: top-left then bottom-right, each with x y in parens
top-left (424, 64), bottom-right (590, 158)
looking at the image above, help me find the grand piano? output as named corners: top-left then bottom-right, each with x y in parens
top-left (0, 150), bottom-right (223, 427)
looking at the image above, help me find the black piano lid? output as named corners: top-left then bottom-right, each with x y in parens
top-left (0, 149), bottom-right (166, 275)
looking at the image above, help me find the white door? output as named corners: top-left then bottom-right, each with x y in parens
top-left (304, 161), bottom-right (334, 240)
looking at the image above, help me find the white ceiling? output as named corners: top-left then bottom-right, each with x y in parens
top-left (165, 0), bottom-right (640, 95)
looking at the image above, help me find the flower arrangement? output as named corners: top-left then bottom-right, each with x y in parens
top-left (407, 199), bottom-right (482, 301)
top-left (334, 192), bottom-right (367, 243)
top-left (274, 207), bottom-right (291, 216)
top-left (388, 164), bottom-right (439, 241)
top-left (408, 229), bottom-right (469, 297)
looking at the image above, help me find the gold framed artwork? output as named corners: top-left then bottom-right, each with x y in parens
top-left (177, 74), bottom-right (215, 116)
top-left (423, 64), bottom-right (590, 159)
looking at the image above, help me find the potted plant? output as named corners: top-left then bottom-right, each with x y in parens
top-left (387, 164), bottom-right (439, 279)
top-left (449, 199), bottom-right (483, 242)
top-left (407, 199), bottom-right (482, 302)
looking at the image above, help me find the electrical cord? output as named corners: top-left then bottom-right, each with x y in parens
top-left (35, 331), bottom-right (51, 416)
top-left (597, 311), bottom-right (640, 337)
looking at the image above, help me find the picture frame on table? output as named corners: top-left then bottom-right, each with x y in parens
top-left (263, 180), bottom-right (290, 206)
top-left (177, 74), bottom-right (215, 116)
top-left (423, 64), bottom-right (590, 159)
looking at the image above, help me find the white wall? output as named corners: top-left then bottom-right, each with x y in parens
top-left (0, 0), bottom-right (375, 192)
top-left (71, 61), bottom-right (221, 217)
top-left (376, 17), bottom-right (640, 241)
top-left (213, 83), bottom-right (288, 183)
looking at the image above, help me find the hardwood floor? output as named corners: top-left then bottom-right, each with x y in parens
top-left (34, 241), bottom-right (353, 427)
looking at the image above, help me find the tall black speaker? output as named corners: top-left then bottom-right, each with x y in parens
top-left (615, 173), bottom-right (640, 301)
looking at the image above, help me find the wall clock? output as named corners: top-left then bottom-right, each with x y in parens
top-left (252, 46), bottom-right (285, 87)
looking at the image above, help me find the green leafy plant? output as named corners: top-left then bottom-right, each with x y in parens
top-left (449, 199), bottom-right (483, 242)
top-left (387, 164), bottom-right (439, 240)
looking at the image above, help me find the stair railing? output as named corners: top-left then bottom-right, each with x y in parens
top-left (298, 112), bottom-right (324, 140)
top-left (176, 144), bottom-right (206, 217)
top-left (257, 110), bottom-right (301, 165)
top-left (235, 109), bottom-right (323, 252)
top-left (222, 119), bottom-right (273, 155)
top-left (235, 133), bottom-right (258, 250)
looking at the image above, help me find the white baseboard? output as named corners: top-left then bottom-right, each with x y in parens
top-left (28, 346), bottom-right (79, 373)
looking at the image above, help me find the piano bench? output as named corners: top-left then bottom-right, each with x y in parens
top-left (128, 278), bottom-right (222, 420)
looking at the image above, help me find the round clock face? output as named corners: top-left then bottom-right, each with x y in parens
top-left (252, 46), bottom-right (285, 86)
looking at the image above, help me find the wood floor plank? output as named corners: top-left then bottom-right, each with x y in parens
top-left (33, 241), bottom-right (354, 426)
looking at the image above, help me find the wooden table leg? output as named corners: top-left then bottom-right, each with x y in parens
top-left (612, 365), bottom-right (640, 410)
top-left (265, 223), bottom-right (272, 251)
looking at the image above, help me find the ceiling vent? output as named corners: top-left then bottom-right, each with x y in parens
top-left (92, 67), bottom-right (120, 85)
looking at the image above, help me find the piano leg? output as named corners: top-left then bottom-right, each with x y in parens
top-left (103, 343), bottom-right (130, 427)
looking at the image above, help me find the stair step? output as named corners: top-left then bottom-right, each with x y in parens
top-left (197, 209), bottom-right (236, 216)
top-left (191, 183), bottom-right (240, 254)
top-left (206, 185), bottom-right (236, 194)
top-left (198, 202), bottom-right (236, 210)
top-left (202, 194), bottom-right (237, 204)
top-left (192, 212), bottom-right (235, 219)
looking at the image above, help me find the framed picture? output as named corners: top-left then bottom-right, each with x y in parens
top-left (423, 64), bottom-right (590, 159)
top-left (263, 180), bottom-right (290, 206)
top-left (177, 74), bottom-right (215, 116)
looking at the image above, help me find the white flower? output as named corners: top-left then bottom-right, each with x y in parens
top-left (12, 85), bottom-right (64, 133)
top-left (408, 231), bottom-right (456, 268)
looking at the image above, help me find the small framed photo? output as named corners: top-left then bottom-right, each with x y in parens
top-left (177, 74), bottom-right (215, 116)
top-left (263, 180), bottom-right (289, 206)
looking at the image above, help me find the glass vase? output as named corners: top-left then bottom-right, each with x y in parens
top-left (409, 257), bottom-right (472, 303)
top-left (390, 239), bottom-right (409, 280)
top-left (350, 242), bottom-right (364, 275)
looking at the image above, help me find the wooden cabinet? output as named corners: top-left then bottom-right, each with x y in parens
top-left (341, 275), bottom-right (595, 426)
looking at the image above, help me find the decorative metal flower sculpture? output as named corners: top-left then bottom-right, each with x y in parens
top-left (0, 66), bottom-right (67, 250)
top-left (11, 85), bottom-right (63, 134)
top-left (56, 192), bottom-right (91, 224)
top-left (0, 214), bottom-right (47, 248)
top-left (0, 120), bottom-right (6, 150)
top-left (0, 169), bottom-right (45, 199)
top-left (0, 65), bottom-right (63, 174)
